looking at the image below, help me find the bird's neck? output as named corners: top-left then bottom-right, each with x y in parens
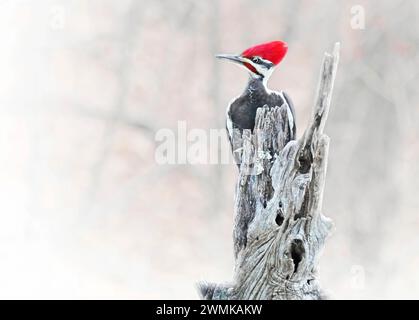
top-left (246, 77), bottom-right (267, 102)
top-left (248, 72), bottom-right (272, 91)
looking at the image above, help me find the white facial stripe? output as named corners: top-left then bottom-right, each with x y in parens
top-left (243, 57), bottom-right (274, 79)
top-left (259, 57), bottom-right (273, 65)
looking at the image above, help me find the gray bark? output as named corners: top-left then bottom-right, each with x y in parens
top-left (199, 43), bottom-right (340, 300)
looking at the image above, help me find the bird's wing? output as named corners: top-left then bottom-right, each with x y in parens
top-left (282, 91), bottom-right (297, 139)
top-left (267, 90), bottom-right (297, 140)
top-left (226, 101), bottom-right (243, 168)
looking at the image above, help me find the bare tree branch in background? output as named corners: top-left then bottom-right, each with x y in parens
top-left (82, 0), bottom-right (145, 217)
top-left (207, 0), bottom-right (225, 216)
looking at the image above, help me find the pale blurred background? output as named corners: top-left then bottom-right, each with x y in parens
top-left (0, 0), bottom-right (418, 299)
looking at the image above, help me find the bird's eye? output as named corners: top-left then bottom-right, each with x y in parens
top-left (252, 57), bottom-right (261, 63)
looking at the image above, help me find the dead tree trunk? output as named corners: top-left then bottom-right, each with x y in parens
top-left (199, 43), bottom-right (340, 300)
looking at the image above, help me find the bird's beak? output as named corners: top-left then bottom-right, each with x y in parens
top-left (215, 54), bottom-right (246, 65)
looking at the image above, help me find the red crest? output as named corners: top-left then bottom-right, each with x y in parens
top-left (242, 41), bottom-right (288, 65)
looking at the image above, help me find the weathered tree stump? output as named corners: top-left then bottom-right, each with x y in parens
top-left (199, 43), bottom-right (340, 300)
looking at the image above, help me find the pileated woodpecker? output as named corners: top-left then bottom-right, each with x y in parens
top-left (216, 41), bottom-right (296, 165)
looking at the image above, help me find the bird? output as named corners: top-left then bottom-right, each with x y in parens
top-left (216, 40), bottom-right (296, 166)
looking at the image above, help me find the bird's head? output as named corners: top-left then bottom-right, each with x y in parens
top-left (216, 41), bottom-right (288, 81)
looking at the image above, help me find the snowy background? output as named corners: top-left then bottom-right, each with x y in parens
top-left (0, 0), bottom-right (418, 299)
